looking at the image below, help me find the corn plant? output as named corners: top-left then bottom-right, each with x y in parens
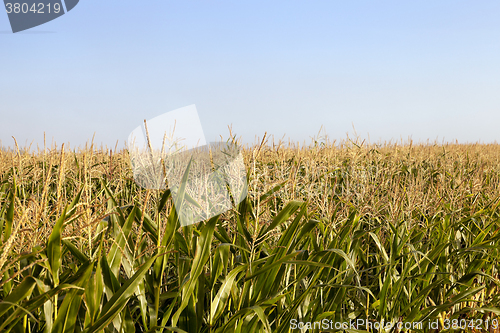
top-left (1, 137), bottom-right (500, 332)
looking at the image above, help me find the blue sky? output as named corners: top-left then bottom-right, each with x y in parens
top-left (1, 1), bottom-right (500, 149)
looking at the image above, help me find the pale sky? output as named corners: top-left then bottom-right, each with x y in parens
top-left (1, 1), bottom-right (500, 149)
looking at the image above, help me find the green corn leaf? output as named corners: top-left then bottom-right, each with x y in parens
top-left (2, 178), bottom-right (16, 242)
top-left (62, 240), bottom-right (89, 264)
top-left (210, 264), bottom-right (248, 324)
top-left (107, 206), bottom-right (136, 277)
top-left (83, 255), bottom-right (158, 332)
top-left (171, 214), bottom-right (218, 326)
top-left (0, 276), bottom-right (36, 318)
top-left (47, 206), bottom-right (68, 286)
top-left (51, 262), bottom-right (93, 333)
top-left (260, 200), bottom-right (303, 238)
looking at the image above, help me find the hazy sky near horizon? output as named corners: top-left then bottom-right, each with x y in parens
top-left (1, 1), bottom-right (500, 149)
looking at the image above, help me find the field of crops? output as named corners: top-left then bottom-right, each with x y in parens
top-left (1, 136), bottom-right (500, 332)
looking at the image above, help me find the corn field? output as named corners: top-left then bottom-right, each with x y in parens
top-left (1, 136), bottom-right (500, 332)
